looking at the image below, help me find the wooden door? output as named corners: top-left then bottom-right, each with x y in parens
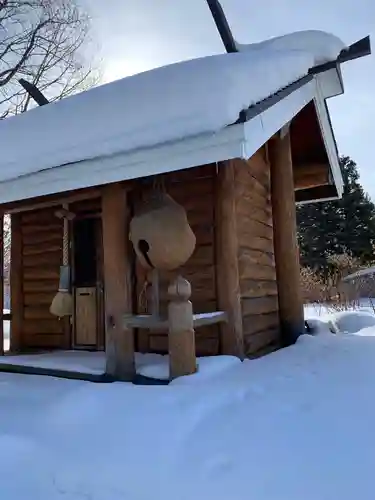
top-left (75, 287), bottom-right (97, 346)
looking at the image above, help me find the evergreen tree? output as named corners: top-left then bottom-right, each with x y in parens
top-left (297, 156), bottom-right (375, 270)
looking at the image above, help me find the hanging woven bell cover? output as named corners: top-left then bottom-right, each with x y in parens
top-left (130, 191), bottom-right (196, 271)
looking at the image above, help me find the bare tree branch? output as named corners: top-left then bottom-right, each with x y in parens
top-left (0, 0), bottom-right (100, 117)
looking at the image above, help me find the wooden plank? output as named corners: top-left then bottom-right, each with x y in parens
top-left (241, 296), bottom-right (279, 316)
top-left (23, 281), bottom-right (60, 293)
top-left (21, 223), bottom-right (62, 235)
top-left (0, 215), bottom-right (3, 355)
top-left (74, 287), bottom-right (97, 346)
top-left (23, 306), bottom-right (54, 320)
top-left (24, 292), bottom-right (56, 306)
top-left (269, 130), bottom-right (304, 345)
top-left (244, 328), bottom-right (280, 356)
top-left (238, 248), bottom-right (275, 268)
top-left (240, 279), bottom-right (278, 298)
top-left (22, 231), bottom-right (62, 246)
top-left (237, 234), bottom-right (274, 254)
top-left (238, 261), bottom-right (277, 281)
top-left (215, 160), bottom-right (244, 358)
top-left (23, 268), bottom-right (60, 281)
top-left (10, 213), bottom-right (23, 352)
top-left (242, 312), bottom-right (280, 335)
top-left (23, 251), bottom-right (62, 268)
top-left (102, 183), bottom-right (135, 380)
top-left (237, 218), bottom-right (274, 240)
top-left (21, 334), bottom-right (66, 348)
top-left (236, 201), bottom-right (273, 226)
top-left (22, 243), bottom-right (62, 256)
top-left (22, 319), bottom-right (64, 335)
top-left (6, 188), bottom-right (102, 215)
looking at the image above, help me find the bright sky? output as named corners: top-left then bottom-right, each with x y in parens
top-left (87, 0), bottom-right (374, 197)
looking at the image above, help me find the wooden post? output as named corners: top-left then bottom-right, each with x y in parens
top-left (269, 127), bottom-right (304, 345)
top-left (0, 214), bottom-right (3, 355)
top-left (102, 184), bottom-right (135, 381)
top-left (215, 161), bottom-right (244, 358)
top-left (168, 276), bottom-right (197, 380)
top-left (10, 213), bottom-right (23, 352)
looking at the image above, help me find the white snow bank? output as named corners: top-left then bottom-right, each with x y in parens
top-left (0, 30), bottom-right (344, 184)
top-left (2, 332), bottom-right (375, 499)
top-left (329, 310), bottom-right (375, 334)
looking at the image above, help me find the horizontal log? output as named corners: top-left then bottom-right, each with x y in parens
top-left (22, 319), bottom-right (64, 335)
top-left (7, 187), bottom-right (102, 215)
top-left (24, 292), bottom-right (56, 306)
top-left (23, 281), bottom-right (60, 293)
top-left (236, 201), bottom-right (273, 226)
top-left (237, 235), bottom-right (274, 254)
top-left (23, 268), bottom-right (60, 281)
top-left (245, 153), bottom-right (270, 187)
top-left (70, 197), bottom-right (102, 213)
top-left (240, 279), bottom-right (278, 298)
top-left (24, 306), bottom-right (54, 320)
top-left (238, 248), bottom-right (275, 268)
top-left (169, 177), bottom-right (214, 203)
top-left (21, 223), bottom-right (62, 236)
top-left (165, 164), bottom-right (216, 183)
top-left (22, 333), bottom-right (67, 349)
top-left (22, 231), bottom-right (62, 246)
top-left (238, 261), bottom-right (276, 282)
top-left (20, 210), bottom-right (59, 225)
top-left (187, 244), bottom-right (214, 267)
top-left (242, 312), bottom-right (280, 335)
top-left (244, 328), bottom-right (280, 357)
top-left (241, 296), bottom-right (279, 316)
top-left (235, 162), bottom-right (269, 197)
top-left (22, 243), bottom-right (62, 256)
top-left (186, 206), bottom-right (214, 226)
top-left (190, 224), bottom-right (214, 246)
top-left (23, 251), bottom-right (62, 268)
top-left (237, 219), bottom-right (274, 240)
top-left (294, 163), bottom-right (329, 190)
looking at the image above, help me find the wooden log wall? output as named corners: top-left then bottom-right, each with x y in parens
top-left (12, 207), bottom-right (67, 350)
top-left (134, 165), bottom-right (220, 356)
top-left (234, 150), bottom-right (281, 357)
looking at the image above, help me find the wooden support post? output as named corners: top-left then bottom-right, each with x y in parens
top-left (10, 213), bottom-right (23, 352)
top-left (168, 276), bottom-right (197, 380)
top-left (102, 184), bottom-right (135, 381)
top-left (269, 128), bottom-right (305, 345)
top-left (215, 161), bottom-right (244, 358)
top-left (0, 214), bottom-right (3, 355)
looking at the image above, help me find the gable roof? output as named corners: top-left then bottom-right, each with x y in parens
top-left (0, 30), bottom-right (370, 205)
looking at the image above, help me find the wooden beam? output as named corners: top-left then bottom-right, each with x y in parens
top-left (0, 215), bottom-right (3, 355)
top-left (5, 188), bottom-right (102, 215)
top-left (294, 163), bottom-right (330, 190)
top-left (10, 213), bottom-right (23, 352)
top-left (269, 129), bottom-right (304, 346)
top-left (102, 183), bottom-right (135, 380)
top-left (215, 161), bottom-right (244, 358)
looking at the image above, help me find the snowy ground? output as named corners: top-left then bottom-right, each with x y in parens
top-left (1, 310), bottom-right (375, 499)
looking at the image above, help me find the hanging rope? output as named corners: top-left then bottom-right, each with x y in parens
top-left (62, 203), bottom-right (69, 267)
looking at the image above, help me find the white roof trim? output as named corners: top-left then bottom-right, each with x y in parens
top-left (242, 79), bottom-right (316, 158)
top-left (0, 72), bottom-right (343, 205)
top-left (314, 77), bottom-right (344, 198)
top-left (0, 124), bottom-right (246, 204)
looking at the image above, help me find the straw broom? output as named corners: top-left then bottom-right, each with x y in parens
top-left (50, 205), bottom-right (75, 317)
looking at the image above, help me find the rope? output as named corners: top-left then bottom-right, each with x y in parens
top-left (62, 203), bottom-right (69, 266)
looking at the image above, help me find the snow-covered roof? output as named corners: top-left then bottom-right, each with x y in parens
top-left (0, 30), bottom-right (348, 202)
